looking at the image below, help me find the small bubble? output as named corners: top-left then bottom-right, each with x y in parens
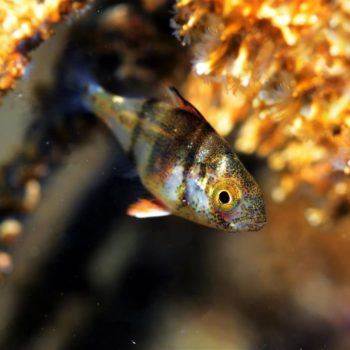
top-left (131, 340), bottom-right (136, 345)
top-left (0, 252), bottom-right (13, 274)
top-left (305, 208), bottom-right (325, 226)
top-left (334, 182), bottom-right (347, 195)
top-left (0, 219), bottom-right (22, 242)
top-left (271, 187), bottom-right (286, 202)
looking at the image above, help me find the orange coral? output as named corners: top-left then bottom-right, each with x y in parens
top-left (174, 0), bottom-right (350, 225)
top-left (0, 0), bottom-right (89, 94)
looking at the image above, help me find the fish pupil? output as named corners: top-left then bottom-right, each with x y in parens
top-left (218, 191), bottom-right (230, 204)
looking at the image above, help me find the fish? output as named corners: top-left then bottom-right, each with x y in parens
top-left (83, 84), bottom-right (266, 232)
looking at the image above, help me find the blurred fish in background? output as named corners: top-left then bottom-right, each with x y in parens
top-left (1, 1), bottom-right (350, 350)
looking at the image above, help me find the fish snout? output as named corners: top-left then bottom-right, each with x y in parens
top-left (228, 218), bottom-right (266, 232)
top-left (243, 195), bottom-right (267, 231)
top-left (228, 195), bottom-right (266, 232)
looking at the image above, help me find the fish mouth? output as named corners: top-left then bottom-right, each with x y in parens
top-left (244, 221), bottom-right (266, 231)
top-left (228, 219), bottom-right (266, 232)
top-left (227, 198), bottom-right (266, 232)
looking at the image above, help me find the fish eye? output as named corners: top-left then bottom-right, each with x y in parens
top-left (212, 181), bottom-right (241, 212)
top-left (218, 190), bottom-right (231, 204)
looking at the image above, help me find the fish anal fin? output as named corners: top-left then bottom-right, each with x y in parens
top-left (127, 198), bottom-right (171, 218)
top-left (167, 87), bottom-right (204, 119)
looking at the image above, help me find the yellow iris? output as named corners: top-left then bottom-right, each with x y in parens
top-left (212, 179), bottom-right (241, 212)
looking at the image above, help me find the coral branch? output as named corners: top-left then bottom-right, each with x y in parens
top-left (0, 0), bottom-right (90, 95)
top-left (174, 0), bottom-right (350, 225)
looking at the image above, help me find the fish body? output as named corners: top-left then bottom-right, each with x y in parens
top-left (84, 85), bottom-right (266, 232)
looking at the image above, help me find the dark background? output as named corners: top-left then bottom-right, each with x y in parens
top-left (1, 1), bottom-right (350, 349)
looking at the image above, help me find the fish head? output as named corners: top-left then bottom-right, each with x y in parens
top-left (184, 150), bottom-right (266, 232)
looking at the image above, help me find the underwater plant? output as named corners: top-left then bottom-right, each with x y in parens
top-left (0, 0), bottom-right (191, 279)
top-left (173, 0), bottom-right (350, 226)
top-left (1, 1), bottom-right (350, 349)
top-left (0, 0), bottom-right (91, 279)
top-left (0, 0), bottom-right (89, 95)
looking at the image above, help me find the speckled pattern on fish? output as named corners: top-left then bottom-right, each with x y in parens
top-left (84, 85), bottom-right (266, 232)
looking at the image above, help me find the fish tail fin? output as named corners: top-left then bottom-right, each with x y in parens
top-left (72, 64), bottom-right (103, 112)
top-left (50, 48), bottom-right (107, 114)
top-left (82, 80), bottom-right (104, 109)
top-left (56, 50), bottom-right (145, 120)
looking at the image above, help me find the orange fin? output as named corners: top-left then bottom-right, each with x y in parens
top-left (167, 87), bottom-right (204, 119)
top-left (127, 199), bottom-right (171, 218)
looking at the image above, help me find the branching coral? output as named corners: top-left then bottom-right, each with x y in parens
top-left (0, 0), bottom-right (89, 95)
top-left (0, 0), bottom-right (91, 279)
top-left (173, 0), bottom-right (350, 225)
top-left (0, 0), bottom-right (187, 280)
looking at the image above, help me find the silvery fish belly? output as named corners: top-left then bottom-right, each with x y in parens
top-left (85, 85), bottom-right (266, 232)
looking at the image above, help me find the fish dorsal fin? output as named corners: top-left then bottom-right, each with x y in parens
top-left (127, 198), bottom-right (171, 218)
top-left (167, 87), bottom-right (204, 119)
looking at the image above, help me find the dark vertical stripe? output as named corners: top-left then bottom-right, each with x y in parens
top-left (141, 109), bottom-right (210, 199)
top-left (182, 124), bottom-right (207, 177)
top-left (127, 98), bottom-right (158, 163)
top-left (198, 162), bottom-right (206, 179)
top-left (143, 109), bottom-right (201, 174)
top-left (179, 123), bottom-right (209, 207)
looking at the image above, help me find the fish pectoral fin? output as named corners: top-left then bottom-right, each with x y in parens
top-left (127, 198), bottom-right (171, 218)
top-left (167, 87), bottom-right (204, 119)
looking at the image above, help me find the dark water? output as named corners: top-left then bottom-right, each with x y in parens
top-left (0, 1), bottom-right (348, 349)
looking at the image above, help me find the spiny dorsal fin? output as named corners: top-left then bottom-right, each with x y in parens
top-left (127, 198), bottom-right (170, 218)
top-left (167, 87), bottom-right (204, 119)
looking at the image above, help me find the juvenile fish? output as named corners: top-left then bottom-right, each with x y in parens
top-left (84, 85), bottom-right (266, 232)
